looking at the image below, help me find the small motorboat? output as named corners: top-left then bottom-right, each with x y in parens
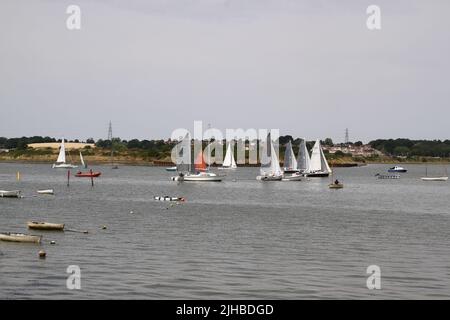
top-left (27, 221), bottom-right (65, 231)
top-left (165, 166), bottom-right (177, 172)
top-left (388, 166), bottom-right (407, 173)
top-left (75, 171), bottom-right (101, 178)
top-left (0, 190), bottom-right (21, 198)
top-left (37, 189), bottom-right (54, 195)
top-left (154, 196), bottom-right (186, 202)
top-left (0, 232), bottom-right (42, 244)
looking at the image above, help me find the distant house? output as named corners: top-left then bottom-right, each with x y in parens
top-left (0, 148), bottom-right (10, 153)
top-left (323, 145), bottom-right (382, 157)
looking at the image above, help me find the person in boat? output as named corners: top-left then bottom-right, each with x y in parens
top-left (334, 179), bottom-right (340, 185)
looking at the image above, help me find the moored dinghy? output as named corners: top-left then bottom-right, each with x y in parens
top-left (37, 189), bottom-right (54, 195)
top-left (154, 196), bottom-right (186, 202)
top-left (27, 221), bottom-right (65, 231)
top-left (0, 233), bottom-right (42, 244)
top-left (0, 190), bottom-right (21, 198)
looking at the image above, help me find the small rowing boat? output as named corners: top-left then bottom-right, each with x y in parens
top-left (154, 196), bottom-right (186, 202)
top-left (27, 221), bottom-right (65, 231)
top-left (329, 182), bottom-right (344, 189)
top-left (0, 190), bottom-right (21, 198)
top-left (75, 171), bottom-right (101, 178)
top-left (0, 232), bottom-right (42, 244)
top-left (165, 166), bottom-right (177, 172)
top-left (37, 189), bottom-right (54, 195)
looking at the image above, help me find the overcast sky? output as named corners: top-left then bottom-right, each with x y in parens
top-left (1, 0), bottom-right (449, 143)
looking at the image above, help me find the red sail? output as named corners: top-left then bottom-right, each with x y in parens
top-left (194, 152), bottom-right (207, 172)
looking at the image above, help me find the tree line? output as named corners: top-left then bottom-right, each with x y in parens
top-left (1, 136), bottom-right (450, 158)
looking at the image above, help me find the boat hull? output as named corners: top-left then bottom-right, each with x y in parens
top-left (329, 183), bottom-right (344, 189)
top-left (0, 233), bottom-right (42, 244)
top-left (0, 190), bottom-right (21, 198)
top-left (154, 196), bottom-right (185, 202)
top-left (256, 175), bottom-right (283, 181)
top-left (75, 172), bottom-right (101, 178)
top-left (306, 172), bottom-right (330, 177)
top-left (52, 163), bottom-right (78, 169)
top-left (172, 173), bottom-right (223, 182)
top-left (165, 167), bottom-right (177, 172)
top-left (37, 189), bottom-right (54, 195)
top-left (282, 173), bottom-right (302, 181)
top-left (376, 174), bottom-right (400, 180)
top-left (421, 177), bottom-right (448, 181)
top-left (27, 221), bottom-right (65, 231)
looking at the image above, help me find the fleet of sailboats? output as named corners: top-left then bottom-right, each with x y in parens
top-left (52, 138), bottom-right (78, 169)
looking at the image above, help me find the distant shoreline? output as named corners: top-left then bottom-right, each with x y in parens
top-left (1, 158), bottom-right (449, 167)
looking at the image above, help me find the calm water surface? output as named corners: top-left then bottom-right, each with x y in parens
top-left (1, 163), bottom-right (450, 299)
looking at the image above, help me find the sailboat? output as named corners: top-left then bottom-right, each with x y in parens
top-left (219, 141), bottom-right (237, 170)
top-left (283, 141), bottom-right (299, 174)
top-left (256, 132), bottom-right (283, 181)
top-left (75, 151), bottom-right (101, 177)
top-left (297, 138), bottom-right (311, 175)
top-left (306, 140), bottom-right (331, 177)
top-left (171, 134), bottom-right (222, 182)
top-left (328, 166), bottom-right (343, 189)
top-left (282, 141), bottom-right (302, 181)
top-left (421, 166), bottom-right (448, 181)
top-left (52, 139), bottom-right (77, 169)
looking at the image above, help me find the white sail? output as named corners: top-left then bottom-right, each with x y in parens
top-left (260, 134), bottom-right (272, 176)
top-left (283, 141), bottom-right (297, 170)
top-left (56, 139), bottom-right (66, 164)
top-left (80, 151), bottom-right (86, 168)
top-left (270, 138), bottom-right (283, 176)
top-left (297, 139), bottom-right (311, 173)
top-left (320, 146), bottom-right (332, 173)
top-left (223, 142), bottom-right (237, 168)
top-left (309, 140), bottom-right (322, 172)
top-left (310, 139), bottom-right (331, 173)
